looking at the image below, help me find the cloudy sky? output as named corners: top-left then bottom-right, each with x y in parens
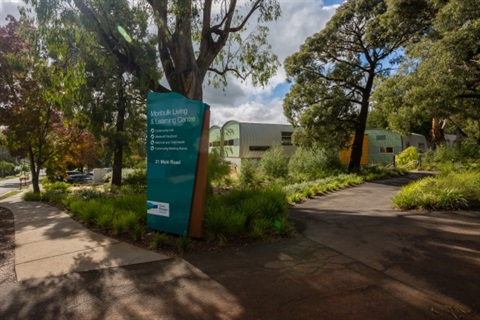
top-left (0, 0), bottom-right (344, 126)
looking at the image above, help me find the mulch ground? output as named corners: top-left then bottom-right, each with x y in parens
top-left (0, 206), bottom-right (16, 284)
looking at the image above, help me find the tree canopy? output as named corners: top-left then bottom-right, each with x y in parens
top-left (27, 0), bottom-right (282, 100)
top-left (0, 16), bottom-right (91, 192)
top-left (284, 0), bottom-right (412, 172)
top-left (373, 0), bottom-right (480, 144)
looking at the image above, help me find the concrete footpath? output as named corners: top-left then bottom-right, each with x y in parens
top-left (0, 193), bottom-right (168, 281)
top-left (0, 175), bottom-right (479, 320)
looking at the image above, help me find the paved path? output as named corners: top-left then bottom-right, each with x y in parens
top-left (0, 173), bottom-right (479, 319)
top-left (0, 177), bottom-right (22, 197)
top-left (0, 193), bottom-right (168, 281)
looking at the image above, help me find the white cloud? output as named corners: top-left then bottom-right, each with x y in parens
top-left (0, 0), bottom-right (342, 125)
top-left (205, 0), bottom-right (340, 125)
top-left (210, 97), bottom-right (289, 127)
top-left (0, 1), bottom-right (24, 24)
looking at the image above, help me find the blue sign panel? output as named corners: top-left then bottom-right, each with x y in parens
top-left (146, 92), bottom-right (209, 235)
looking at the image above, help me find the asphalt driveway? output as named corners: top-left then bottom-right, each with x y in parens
top-left (1, 173), bottom-right (478, 319)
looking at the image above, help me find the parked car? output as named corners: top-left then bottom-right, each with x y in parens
top-left (66, 174), bottom-right (93, 184)
top-left (66, 170), bottom-right (82, 176)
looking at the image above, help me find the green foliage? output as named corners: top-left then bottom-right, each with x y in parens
top-left (283, 169), bottom-right (405, 204)
top-left (123, 169), bottom-right (146, 187)
top-left (260, 143), bottom-right (289, 179)
top-left (395, 146), bottom-right (420, 170)
top-left (393, 170), bottom-right (480, 210)
top-left (43, 181), bottom-right (71, 192)
top-left (71, 189), bottom-right (104, 201)
top-left (151, 232), bottom-right (168, 249)
top-left (133, 225), bottom-right (144, 242)
top-left (238, 159), bottom-right (260, 188)
top-left (0, 160), bottom-right (15, 177)
top-left (207, 148), bottom-right (232, 194)
top-left (250, 218), bottom-right (272, 239)
top-left (374, 0), bottom-right (480, 143)
top-left (204, 187), bottom-right (292, 242)
top-left (284, 0), bottom-right (410, 171)
top-left (41, 190), bottom-right (69, 204)
top-left (289, 147), bottom-right (342, 181)
top-left (177, 234), bottom-right (191, 253)
top-left (96, 209), bottom-right (114, 229)
top-left (77, 200), bottom-right (99, 224)
top-left (112, 217), bottom-right (127, 235)
top-left (22, 191), bottom-right (43, 202)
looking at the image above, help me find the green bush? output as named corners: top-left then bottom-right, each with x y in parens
top-left (207, 148), bottom-right (232, 194)
top-left (238, 159), bottom-right (260, 188)
top-left (393, 170), bottom-right (480, 210)
top-left (260, 143), bottom-right (289, 179)
top-left (22, 191), bottom-right (43, 201)
top-left (42, 190), bottom-right (68, 204)
top-left (395, 146), bottom-right (420, 170)
top-left (177, 234), bottom-right (191, 253)
top-left (151, 232), bottom-right (168, 249)
top-left (77, 200), bottom-right (99, 224)
top-left (124, 169), bottom-right (147, 186)
top-left (289, 147), bottom-right (342, 181)
top-left (204, 187), bottom-right (291, 242)
top-left (72, 189), bottom-right (104, 201)
top-left (133, 225), bottom-right (144, 241)
top-left (43, 181), bottom-right (71, 192)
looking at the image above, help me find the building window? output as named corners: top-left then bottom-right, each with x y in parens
top-left (249, 146), bottom-right (270, 151)
top-left (380, 147), bottom-right (394, 153)
top-left (209, 140), bottom-right (222, 147)
top-left (281, 131), bottom-right (293, 146)
top-left (376, 135), bottom-right (386, 140)
top-left (224, 138), bottom-right (239, 146)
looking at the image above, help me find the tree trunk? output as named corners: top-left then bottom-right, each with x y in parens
top-left (111, 84), bottom-right (126, 187)
top-left (349, 71), bottom-right (375, 173)
top-left (431, 117), bottom-right (445, 147)
top-left (348, 104), bottom-right (369, 173)
top-left (28, 148), bottom-right (40, 193)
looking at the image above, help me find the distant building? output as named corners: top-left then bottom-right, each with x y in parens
top-left (209, 122), bottom-right (428, 166)
top-left (209, 121), bottom-right (296, 166)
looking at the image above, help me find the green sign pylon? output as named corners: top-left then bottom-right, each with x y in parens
top-left (146, 92), bottom-right (210, 236)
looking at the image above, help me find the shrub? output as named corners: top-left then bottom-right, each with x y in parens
top-left (207, 148), bottom-right (232, 194)
top-left (238, 159), bottom-right (260, 188)
top-left (274, 215), bottom-right (295, 237)
top-left (250, 218), bottom-right (271, 239)
top-left (43, 181), bottom-right (71, 192)
top-left (112, 217), bottom-right (127, 235)
top-left (289, 147), bottom-right (342, 181)
top-left (133, 225), bottom-right (144, 241)
top-left (177, 234), bottom-right (191, 253)
top-left (109, 194), bottom-right (147, 222)
top-left (204, 199), bottom-right (233, 239)
top-left (72, 189), bottom-right (104, 201)
top-left (151, 232), bottom-right (168, 249)
top-left (395, 146), bottom-right (419, 170)
top-left (22, 191), bottom-right (42, 202)
top-left (260, 143), bottom-right (289, 179)
top-left (42, 190), bottom-right (68, 204)
top-left (124, 169), bottom-right (147, 186)
top-left (393, 170), bottom-right (480, 210)
top-left (204, 187), bottom-right (289, 241)
top-left (77, 200), bottom-right (99, 224)
top-left (96, 208), bottom-right (114, 229)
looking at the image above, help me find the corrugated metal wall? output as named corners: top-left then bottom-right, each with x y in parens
top-left (339, 135), bottom-right (369, 166)
top-left (366, 129), bottom-right (402, 164)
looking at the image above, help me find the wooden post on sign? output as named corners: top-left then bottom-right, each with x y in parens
top-left (188, 109), bottom-right (210, 238)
